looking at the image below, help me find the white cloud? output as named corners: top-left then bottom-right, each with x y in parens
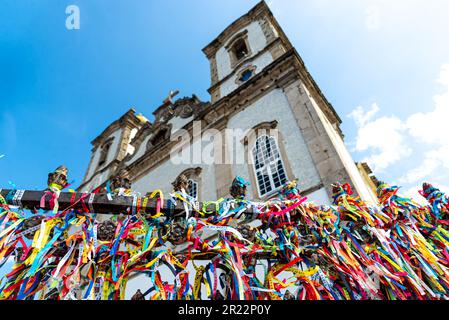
top-left (406, 65), bottom-right (449, 146)
top-left (348, 103), bottom-right (412, 171)
top-left (400, 154), bottom-right (440, 184)
top-left (401, 185), bottom-right (428, 205)
top-left (348, 103), bottom-right (380, 127)
top-left (349, 63), bottom-right (449, 189)
top-left (365, 5), bottom-right (381, 30)
top-left (400, 63), bottom-right (449, 183)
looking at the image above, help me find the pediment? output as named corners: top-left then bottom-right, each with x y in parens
top-left (153, 94), bottom-right (207, 124)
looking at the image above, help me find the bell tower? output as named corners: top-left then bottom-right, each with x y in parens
top-left (202, 1), bottom-right (378, 204)
top-left (203, 1), bottom-right (293, 103)
top-left (78, 109), bottom-right (146, 192)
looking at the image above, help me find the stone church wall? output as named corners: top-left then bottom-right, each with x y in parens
top-left (131, 138), bottom-right (218, 201)
top-left (227, 88), bottom-right (324, 201)
top-left (304, 84), bottom-right (378, 204)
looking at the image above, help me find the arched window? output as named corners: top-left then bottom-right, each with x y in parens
top-left (98, 143), bottom-right (111, 168)
top-left (146, 124), bottom-right (172, 151)
top-left (226, 31), bottom-right (252, 68)
top-left (172, 167), bottom-right (202, 200)
top-left (187, 179), bottom-right (198, 200)
top-left (232, 38), bottom-right (249, 61)
top-left (251, 135), bottom-right (287, 197)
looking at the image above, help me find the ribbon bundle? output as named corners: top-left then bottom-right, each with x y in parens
top-left (0, 181), bottom-right (449, 300)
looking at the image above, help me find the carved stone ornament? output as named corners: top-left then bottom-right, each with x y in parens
top-left (131, 289), bottom-right (145, 300)
top-left (237, 225), bottom-right (256, 243)
top-left (230, 176), bottom-right (249, 199)
top-left (171, 94), bottom-right (201, 119)
top-left (172, 174), bottom-right (189, 193)
top-left (110, 174), bottom-right (131, 192)
top-left (175, 104), bottom-right (194, 119)
top-left (168, 220), bottom-right (187, 245)
top-left (47, 165), bottom-right (68, 191)
top-left (284, 290), bottom-right (296, 300)
top-left (97, 220), bottom-right (117, 242)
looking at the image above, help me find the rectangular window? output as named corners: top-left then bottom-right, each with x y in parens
top-left (252, 135), bottom-right (287, 197)
top-left (187, 179), bottom-right (198, 200)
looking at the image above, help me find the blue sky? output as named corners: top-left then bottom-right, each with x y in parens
top-left (1, 0), bottom-right (448, 201)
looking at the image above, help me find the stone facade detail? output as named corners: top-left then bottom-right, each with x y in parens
top-left (209, 56), bottom-right (219, 85)
top-left (257, 15), bottom-right (276, 43)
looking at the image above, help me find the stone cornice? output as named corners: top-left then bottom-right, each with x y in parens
top-left (91, 109), bottom-right (141, 148)
top-left (122, 100), bottom-right (211, 169)
top-left (202, 1), bottom-right (269, 59)
top-left (208, 48), bottom-right (341, 129)
top-left (202, 1), bottom-right (293, 60)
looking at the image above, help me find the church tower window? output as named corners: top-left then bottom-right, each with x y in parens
top-left (251, 135), bottom-right (287, 197)
top-left (239, 69), bottom-right (253, 82)
top-left (98, 142), bottom-right (112, 168)
top-left (236, 66), bottom-right (256, 84)
top-left (232, 38), bottom-right (249, 61)
top-left (225, 31), bottom-right (253, 70)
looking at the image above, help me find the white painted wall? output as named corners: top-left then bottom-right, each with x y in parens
top-left (105, 130), bottom-right (122, 165)
top-left (168, 115), bottom-right (194, 135)
top-left (85, 150), bottom-right (100, 183)
top-left (84, 129), bottom-right (122, 184)
top-left (81, 168), bottom-right (112, 193)
top-left (227, 88), bottom-right (322, 199)
top-left (126, 135), bottom-right (151, 167)
top-left (131, 138), bottom-right (217, 201)
top-left (305, 187), bottom-right (332, 206)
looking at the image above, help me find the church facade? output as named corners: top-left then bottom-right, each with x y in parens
top-left (78, 1), bottom-right (378, 206)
